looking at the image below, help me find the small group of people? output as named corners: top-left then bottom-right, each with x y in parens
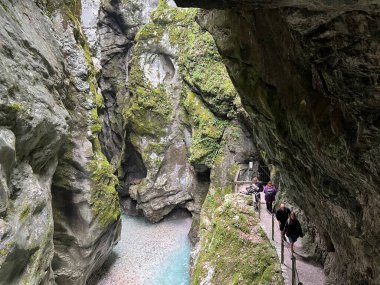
top-left (276, 203), bottom-right (304, 254)
top-left (239, 177), bottom-right (304, 254)
top-left (240, 177), bottom-right (277, 213)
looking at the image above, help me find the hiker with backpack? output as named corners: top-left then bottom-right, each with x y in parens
top-left (264, 181), bottom-right (277, 213)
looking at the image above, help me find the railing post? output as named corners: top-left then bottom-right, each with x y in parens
top-left (271, 213), bottom-right (274, 241)
top-left (291, 255), bottom-right (296, 285)
top-left (258, 196), bottom-right (261, 219)
top-left (281, 235), bottom-right (284, 264)
top-left (234, 168), bottom-right (240, 193)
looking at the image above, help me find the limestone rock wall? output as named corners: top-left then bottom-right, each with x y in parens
top-left (175, 1), bottom-right (380, 283)
top-left (0, 0), bottom-right (255, 283)
top-left (48, 2), bottom-right (121, 283)
top-left (0, 1), bottom-right (68, 283)
top-left (97, 0), bottom-right (159, 196)
top-left (0, 0), bottom-right (121, 284)
top-left (120, 0), bottom-right (253, 223)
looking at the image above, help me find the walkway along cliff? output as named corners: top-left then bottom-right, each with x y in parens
top-left (174, 1), bottom-right (380, 284)
top-left (0, 0), bottom-right (379, 284)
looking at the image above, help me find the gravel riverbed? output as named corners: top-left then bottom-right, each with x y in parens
top-left (88, 210), bottom-right (192, 285)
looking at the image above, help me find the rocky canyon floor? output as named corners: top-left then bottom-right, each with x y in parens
top-left (88, 210), bottom-right (192, 285)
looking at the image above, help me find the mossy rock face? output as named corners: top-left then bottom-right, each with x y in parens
top-left (68, 9), bottom-right (120, 225)
top-left (126, 0), bottom-right (240, 171)
top-left (182, 87), bottom-right (227, 168)
top-left (192, 193), bottom-right (283, 285)
top-left (181, 4), bottom-right (380, 283)
top-left (122, 0), bottom-right (244, 221)
top-left (150, 0), bottom-right (239, 118)
top-left (89, 140), bottom-right (121, 225)
top-left (124, 59), bottom-right (173, 137)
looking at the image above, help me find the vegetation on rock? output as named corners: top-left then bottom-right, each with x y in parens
top-left (124, 60), bottom-right (173, 137)
top-left (127, 0), bottom-right (240, 170)
top-left (193, 190), bottom-right (283, 285)
top-left (89, 140), bottom-right (121, 225)
top-left (182, 87), bottom-right (226, 168)
top-left (66, 7), bottom-right (121, 225)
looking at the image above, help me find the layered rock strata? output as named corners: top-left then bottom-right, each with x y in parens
top-left (175, 1), bottom-right (380, 283)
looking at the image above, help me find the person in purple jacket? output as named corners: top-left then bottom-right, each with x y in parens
top-left (264, 181), bottom-right (277, 213)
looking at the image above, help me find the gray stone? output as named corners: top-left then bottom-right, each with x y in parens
top-left (0, 0), bottom-right (69, 283)
top-left (0, 0), bottom-right (121, 283)
top-left (49, 6), bottom-right (122, 283)
top-left (0, 128), bottom-right (15, 214)
top-left (175, 0), bottom-right (380, 283)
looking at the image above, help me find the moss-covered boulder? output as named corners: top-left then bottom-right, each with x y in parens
top-left (193, 193), bottom-right (283, 285)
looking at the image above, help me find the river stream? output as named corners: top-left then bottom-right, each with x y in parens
top-left (89, 209), bottom-right (192, 285)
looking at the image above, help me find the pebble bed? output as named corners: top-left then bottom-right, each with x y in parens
top-left (88, 210), bottom-right (192, 285)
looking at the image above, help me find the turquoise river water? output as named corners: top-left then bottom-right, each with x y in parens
top-left (89, 210), bottom-right (192, 285)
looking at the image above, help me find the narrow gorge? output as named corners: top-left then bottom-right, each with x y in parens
top-left (0, 0), bottom-right (379, 285)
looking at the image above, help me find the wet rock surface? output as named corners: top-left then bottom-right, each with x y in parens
top-left (175, 0), bottom-right (380, 283)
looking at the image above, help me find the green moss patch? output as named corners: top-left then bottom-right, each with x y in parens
top-left (182, 87), bottom-right (226, 167)
top-left (63, 8), bottom-right (120, 225)
top-left (89, 140), bottom-right (121, 225)
top-left (123, 55), bottom-right (172, 137)
top-left (193, 190), bottom-right (283, 285)
top-left (127, 0), bottom-right (240, 171)
top-left (149, 0), bottom-right (238, 118)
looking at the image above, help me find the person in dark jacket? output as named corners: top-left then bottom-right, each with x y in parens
top-left (263, 181), bottom-right (277, 213)
top-left (284, 212), bottom-right (303, 254)
top-left (276, 203), bottom-right (291, 232)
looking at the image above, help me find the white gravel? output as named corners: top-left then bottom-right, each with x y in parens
top-left (88, 210), bottom-right (192, 285)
